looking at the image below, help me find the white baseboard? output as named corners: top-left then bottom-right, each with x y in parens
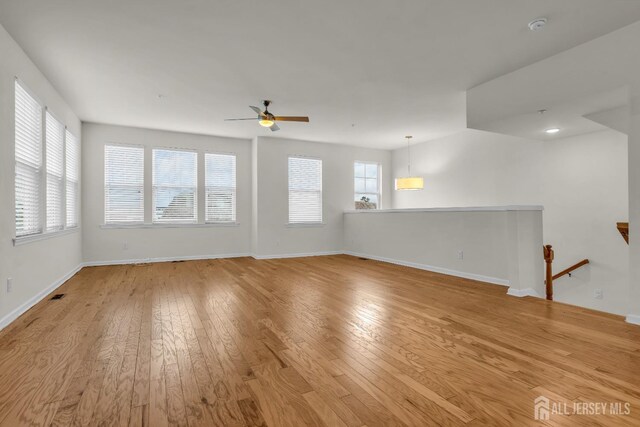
top-left (507, 287), bottom-right (541, 298)
top-left (252, 251), bottom-right (343, 260)
top-left (344, 251), bottom-right (509, 286)
top-left (82, 253), bottom-right (251, 267)
top-left (626, 314), bottom-right (640, 326)
top-left (0, 263), bottom-right (83, 331)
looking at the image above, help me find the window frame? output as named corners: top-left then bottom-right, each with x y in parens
top-left (204, 151), bottom-right (237, 224)
top-left (65, 130), bottom-right (80, 228)
top-left (100, 146), bottom-right (242, 229)
top-left (152, 147), bottom-right (199, 224)
top-left (354, 161), bottom-right (381, 210)
top-left (104, 143), bottom-right (145, 225)
top-left (14, 79), bottom-right (44, 239)
top-left (45, 109), bottom-right (66, 232)
top-left (13, 78), bottom-right (80, 246)
top-left (288, 155), bottom-right (323, 225)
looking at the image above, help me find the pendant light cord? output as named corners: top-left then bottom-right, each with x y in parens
top-left (406, 136), bottom-right (412, 175)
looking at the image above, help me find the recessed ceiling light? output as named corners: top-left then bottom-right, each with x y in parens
top-left (528, 18), bottom-right (548, 32)
top-left (545, 128), bottom-right (560, 134)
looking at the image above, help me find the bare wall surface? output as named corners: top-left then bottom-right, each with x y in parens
top-left (0, 25), bottom-right (82, 325)
top-left (392, 129), bottom-right (543, 209)
top-left (344, 209), bottom-right (510, 283)
top-left (543, 130), bottom-right (628, 315)
top-left (253, 136), bottom-right (391, 257)
top-left (344, 208), bottom-right (544, 294)
top-left (81, 123), bottom-right (252, 263)
top-left (391, 128), bottom-right (629, 315)
top-left (629, 112), bottom-right (640, 323)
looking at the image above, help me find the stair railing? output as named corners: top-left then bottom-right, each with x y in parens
top-left (543, 245), bottom-right (589, 301)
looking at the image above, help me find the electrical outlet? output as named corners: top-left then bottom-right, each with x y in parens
top-left (594, 289), bottom-right (603, 299)
top-left (6, 278), bottom-right (12, 293)
top-left (457, 250), bottom-right (464, 260)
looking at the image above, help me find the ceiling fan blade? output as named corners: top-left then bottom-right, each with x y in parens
top-left (270, 123), bottom-right (280, 132)
top-left (224, 118), bottom-right (259, 121)
top-left (249, 106), bottom-right (264, 116)
top-left (274, 116), bottom-right (309, 122)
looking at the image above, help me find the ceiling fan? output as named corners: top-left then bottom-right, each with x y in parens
top-left (225, 100), bottom-right (309, 131)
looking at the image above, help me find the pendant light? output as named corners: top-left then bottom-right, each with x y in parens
top-left (395, 135), bottom-right (424, 190)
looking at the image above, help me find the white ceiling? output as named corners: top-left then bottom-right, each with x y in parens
top-left (467, 20), bottom-right (640, 141)
top-left (468, 87), bottom-right (629, 141)
top-left (1, 0), bottom-right (640, 149)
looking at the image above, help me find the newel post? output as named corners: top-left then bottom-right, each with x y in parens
top-left (543, 245), bottom-right (554, 300)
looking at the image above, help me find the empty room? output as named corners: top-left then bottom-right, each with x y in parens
top-left (1, 1), bottom-right (640, 426)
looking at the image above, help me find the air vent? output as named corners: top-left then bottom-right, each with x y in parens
top-left (50, 294), bottom-right (65, 300)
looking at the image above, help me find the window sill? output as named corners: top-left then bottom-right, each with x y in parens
top-left (286, 222), bottom-right (326, 228)
top-left (13, 227), bottom-right (80, 246)
top-left (100, 222), bottom-right (240, 229)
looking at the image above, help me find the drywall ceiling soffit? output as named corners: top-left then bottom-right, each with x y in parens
top-left (2, 0), bottom-right (640, 149)
top-left (584, 105), bottom-right (630, 135)
top-left (467, 21), bottom-right (640, 141)
top-left (468, 86), bottom-right (629, 141)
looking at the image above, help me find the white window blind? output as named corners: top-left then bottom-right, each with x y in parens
top-left (288, 156), bottom-right (322, 223)
top-left (65, 130), bottom-right (80, 227)
top-left (205, 153), bottom-right (236, 222)
top-left (153, 149), bottom-right (197, 223)
top-left (105, 145), bottom-right (144, 224)
top-left (15, 81), bottom-right (43, 237)
top-left (45, 112), bottom-right (65, 232)
top-left (354, 161), bottom-right (380, 209)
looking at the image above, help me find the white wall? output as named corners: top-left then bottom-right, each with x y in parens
top-left (543, 130), bottom-right (628, 315)
top-left (344, 207), bottom-right (544, 295)
top-left (82, 123), bottom-right (252, 263)
top-left (392, 129), bottom-right (543, 209)
top-left (0, 24), bottom-right (82, 326)
top-left (82, 130), bottom-right (391, 261)
top-left (253, 136), bottom-right (391, 257)
top-left (392, 128), bottom-right (630, 315)
top-left (628, 111), bottom-right (640, 324)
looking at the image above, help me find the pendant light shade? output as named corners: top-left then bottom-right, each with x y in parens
top-left (395, 135), bottom-right (424, 190)
top-left (395, 176), bottom-right (424, 190)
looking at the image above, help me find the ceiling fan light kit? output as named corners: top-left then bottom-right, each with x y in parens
top-left (395, 135), bottom-right (424, 191)
top-left (225, 100), bottom-right (309, 132)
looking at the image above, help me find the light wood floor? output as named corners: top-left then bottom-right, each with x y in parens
top-left (1, 255), bottom-right (639, 426)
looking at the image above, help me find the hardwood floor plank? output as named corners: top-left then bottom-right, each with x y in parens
top-left (302, 390), bottom-right (348, 427)
top-left (0, 255), bottom-right (638, 426)
top-left (164, 362), bottom-right (187, 427)
top-left (149, 339), bottom-right (169, 427)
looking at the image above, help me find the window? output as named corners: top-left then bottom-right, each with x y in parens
top-left (65, 130), bottom-right (80, 227)
top-left (14, 80), bottom-right (80, 240)
top-left (45, 112), bottom-right (65, 231)
top-left (15, 81), bottom-right (43, 237)
top-left (153, 149), bottom-right (197, 223)
top-left (105, 145), bottom-right (144, 224)
top-left (354, 161), bottom-right (380, 209)
top-left (205, 153), bottom-right (236, 222)
top-left (288, 156), bottom-right (322, 223)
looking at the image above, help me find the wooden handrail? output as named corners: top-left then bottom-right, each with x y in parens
top-left (552, 259), bottom-right (589, 281)
top-left (543, 245), bottom-right (589, 301)
top-left (617, 222), bottom-right (629, 244)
